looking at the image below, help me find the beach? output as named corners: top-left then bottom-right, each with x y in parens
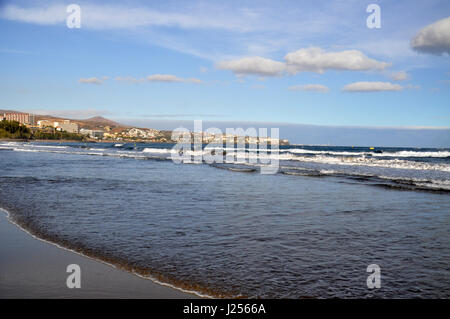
top-left (0, 210), bottom-right (199, 299)
top-left (0, 141), bottom-right (449, 298)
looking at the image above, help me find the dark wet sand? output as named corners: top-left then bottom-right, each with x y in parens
top-left (0, 211), bottom-right (200, 299)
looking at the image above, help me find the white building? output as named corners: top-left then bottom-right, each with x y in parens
top-left (37, 119), bottom-right (78, 133)
top-left (80, 129), bottom-right (103, 139)
top-left (122, 128), bottom-right (159, 139)
top-left (54, 120), bottom-right (78, 133)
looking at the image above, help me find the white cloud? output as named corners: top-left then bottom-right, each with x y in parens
top-left (1, 2), bottom-right (440, 64)
top-left (217, 47), bottom-right (389, 77)
top-left (115, 76), bottom-right (146, 83)
top-left (0, 4), bottom-right (258, 32)
top-left (288, 84), bottom-right (329, 93)
top-left (285, 47), bottom-right (389, 74)
top-left (389, 71), bottom-right (410, 81)
top-left (411, 17), bottom-right (450, 55)
top-left (115, 74), bottom-right (202, 84)
top-left (216, 56), bottom-right (285, 77)
top-left (342, 82), bottom-right (403, 92)
top-left (79, 77), bottom-right (104, 85)
top-left (147, 74), bottom-right (202, 83)
top-left (147, 74), bottom-right (183, 82)
top-left (0, 4), bottom-right (66, 25)
top-left (186, 78), bottom-right (203, 84)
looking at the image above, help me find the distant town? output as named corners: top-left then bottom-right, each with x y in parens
top-left (0, 110), bottom-right (289, 145)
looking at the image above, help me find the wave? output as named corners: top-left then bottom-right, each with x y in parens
top-left (377, 150), bottom-right (450, 158)
top-left (3, 142), bottom-right (450, 191)
top-left (287, 148), bottom-right (450, 158)
top-left (142, 147), bottom-right (173, 154)
top-left (291, 154), bottom-right (450, 172)
top-left (5, 143), bottom-right (450, 172)
top-left (25, 144), bottom-right (69, 149)
top-left (0, 143), bottom-right (69, 150)
top-left (279, 166), bottom-right (450, 192)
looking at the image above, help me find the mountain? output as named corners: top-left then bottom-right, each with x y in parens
top-left (83, 116), bottom-right (122, 126)
top-left (0, 110), bottom-right (131, 131)
top-left (73, 116), bottom-right (131, 131)
top-left (0, 109), bottom-right (18, 114)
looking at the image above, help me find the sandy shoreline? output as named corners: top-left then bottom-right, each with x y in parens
top-left (0, 139), bottom-right (177, 144)
top-left (0, 209), bottom-right (200, 299)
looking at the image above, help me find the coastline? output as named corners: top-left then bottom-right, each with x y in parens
top-left (0, 208), bottom-right (201, 299)
top-left (0, 138), bottom-right (176, 144)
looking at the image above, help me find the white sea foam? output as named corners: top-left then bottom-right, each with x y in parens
top-left (291, 154), bottom-right (450, 172)
top-left (142, 148), bottom-right (174, 154)
top-left (89, 148), bottom-right (107, 151)
top-left (375, 150), bottom-right (450, 158)
top-left (24, 144), bottom-right (69, 149)
top-left (287, 148), bottom-right (450, 158)
top-left (5, 143), bottom-right (450, 173)
top-left (288, 149), bottom-right (368, 156)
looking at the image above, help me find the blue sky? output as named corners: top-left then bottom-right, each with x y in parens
top-left (0, 0), bottom-right (449, 145)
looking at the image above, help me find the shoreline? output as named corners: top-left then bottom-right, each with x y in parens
top-left (0, 138), bottom-right (176, 144)
top-left (0, 208), bottom-right (203, 299)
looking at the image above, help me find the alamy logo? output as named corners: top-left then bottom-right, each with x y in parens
top-left (366, 4), bottom-right (381, 29)
top-left (366, 264), bottom-right (381, 289)
top-left (171, 120), bottom-right (280, 174)
top-left (66, 4), bottom-right (81, 28)
top-left (66, 264), bottom-right (81, 288)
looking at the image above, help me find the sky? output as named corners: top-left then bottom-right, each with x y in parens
top-left (0, 0), bottom-right (449, 146)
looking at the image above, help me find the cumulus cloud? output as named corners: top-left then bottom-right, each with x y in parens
top-left (147, 74), bottom-right (202, 83)
top-left (284, 47), bottom-right (389, 74)
top-left (217, 47), bottom-right (389, 77)
top-left (216, 56), bottom-right (285, 77)
top-left (389, 71), bottom-right (410, 81)
top-left (147, 74), bottom-right (183, 82)
top-left (288, 84), bottom-right (329, 93)
top-left (79, 77), bottom-right (104, 85)
top-left (411, 17), bottom-right (450, 55)
top-left (115, 74), bottom-right (202, 84)
top-left (342, 81), bottom-right (403, 92)
top-left (115, 76), bottom-right (145, 83)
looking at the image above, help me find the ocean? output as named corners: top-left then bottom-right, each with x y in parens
top-left (0, 141), bottom-right (449, 298)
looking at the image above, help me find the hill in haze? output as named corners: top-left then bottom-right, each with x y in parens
top-left (1, 108), bottom-right (130, 131)
top-left (33, 114), bottom-right (127, 130)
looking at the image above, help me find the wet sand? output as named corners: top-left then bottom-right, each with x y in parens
top-left (0, 211), bottom-right (199, 299)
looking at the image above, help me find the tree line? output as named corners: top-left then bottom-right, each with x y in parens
top-left (0, 120), bottom-right (85, 141)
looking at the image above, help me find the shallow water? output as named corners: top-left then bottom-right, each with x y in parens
top-left (0, 142), bottom-right (449, 298)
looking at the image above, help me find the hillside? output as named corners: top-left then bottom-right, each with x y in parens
top-left (33, 114), bottom-right (130, 131)
top-left (84, 116), bottom-right (122, 126)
